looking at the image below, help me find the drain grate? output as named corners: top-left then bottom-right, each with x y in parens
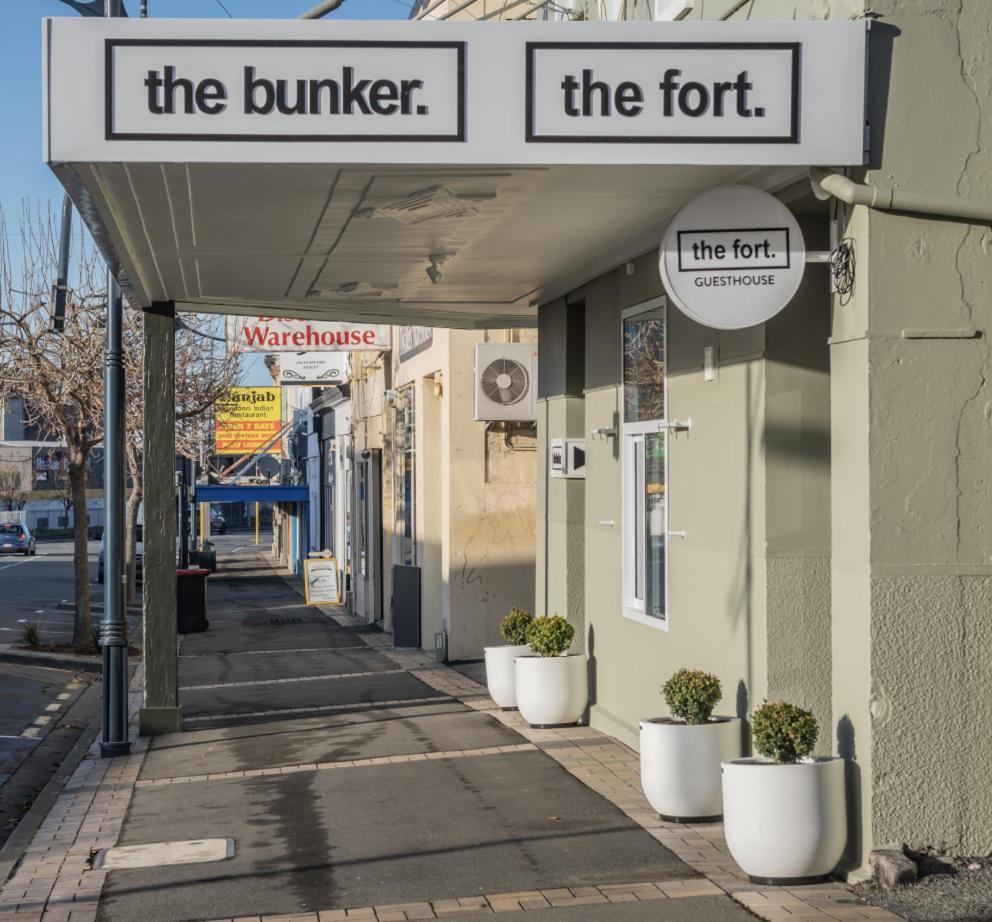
top-left (267, 616), bottom-right (304, 625)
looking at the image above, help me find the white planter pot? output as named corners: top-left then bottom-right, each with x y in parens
top-left (722, 757), bottom-right (847, 884)
top-left (483, 644), bottom-right (531, 709)
top-left (639, 717), bottom-right (741, 821)
top-left (514, 654), bottom-right (587, 727)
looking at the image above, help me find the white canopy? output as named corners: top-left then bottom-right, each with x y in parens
top-left (44, 17), bottom-right (865, 327)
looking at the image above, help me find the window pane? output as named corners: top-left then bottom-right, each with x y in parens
top-left (644, 433), bottom-right (666, 618)
top-left (634, 438), bottom-right (645, 603)
top-left (623, 307), bottom-right (666, 424)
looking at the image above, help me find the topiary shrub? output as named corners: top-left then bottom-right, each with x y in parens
top-left (752, 701), bottom-right (818, 764)
top-left (662, 668), bottom-right (722, 725)
top-left (500, 608), bottom-right (534, 645)
top-left (527, 615), bottom-right (574, 657)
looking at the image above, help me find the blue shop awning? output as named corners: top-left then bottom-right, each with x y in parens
top-left (195, 484), bottom-right (309, 504)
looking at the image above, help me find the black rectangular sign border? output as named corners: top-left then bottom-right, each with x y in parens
top-left (105, 38), bottom-right (466, 143)
top-left (525, 41), bottom-right (800, 145)
top-left (676, 226), bottom-right (792, 272)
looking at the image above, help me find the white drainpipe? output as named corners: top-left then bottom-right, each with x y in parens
top-left (810, 168), bottom-right (992, 225)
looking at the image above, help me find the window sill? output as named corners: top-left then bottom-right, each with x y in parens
top-left (622, 608), bottom-right (669, 632)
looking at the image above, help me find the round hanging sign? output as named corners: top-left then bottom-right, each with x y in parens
top-left (658, 185), bottom-right (805, 330)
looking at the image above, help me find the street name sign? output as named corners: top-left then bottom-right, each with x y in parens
top-left (658, 185), bottom-right (805, 330)
top-left (43, 18), bottom-right (867, 166)
top-left (278, 352), bottom-right (348, 385)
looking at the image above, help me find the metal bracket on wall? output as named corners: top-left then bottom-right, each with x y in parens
top-left (590, 427), bottom-right (617, 439)
top-left (667, 531), bottom-right (686, 539)
top-left (659, 418), bottom-right (691, 435)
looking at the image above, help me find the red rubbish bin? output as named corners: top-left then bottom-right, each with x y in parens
top-left (176, 568), bottom-right (210, 634)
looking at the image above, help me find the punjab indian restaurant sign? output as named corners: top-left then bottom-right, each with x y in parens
top-left (43, 19), bottom-right (866, 166)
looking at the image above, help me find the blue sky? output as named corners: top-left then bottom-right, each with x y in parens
top-left (0, 0), bottom-right (408, 384)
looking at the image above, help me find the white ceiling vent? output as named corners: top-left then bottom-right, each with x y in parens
top-left (474, 342), bottom-right (538, 422)
top-left (364, 186), bottom-right (480, 225)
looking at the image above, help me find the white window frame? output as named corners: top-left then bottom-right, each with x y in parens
top-left (621, 296), bottom-right (669, 631)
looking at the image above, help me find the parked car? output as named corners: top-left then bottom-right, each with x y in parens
top-left (98, 524), bottom-right (142, 584)
top-left (88, 524), bottom-right (104, 541)
top-left (210, 509), bottom-right (225, 534)
top-left (0, 523), bottom-right (36, 556)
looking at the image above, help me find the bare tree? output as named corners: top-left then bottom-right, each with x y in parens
top-left (47, 450), bottom-right (76, 531)
top-left (0, 202), bottom-right (105, 647)
top-left (0, 468), bottom-right (26, 511)
top-left (1, 201), bottom-right (245, 622)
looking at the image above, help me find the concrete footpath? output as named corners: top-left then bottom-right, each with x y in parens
top-left (0, 550), bottom-right (900, 922)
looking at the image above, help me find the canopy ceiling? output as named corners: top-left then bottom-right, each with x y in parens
top-left (56, 160), bottom-right (804, 328)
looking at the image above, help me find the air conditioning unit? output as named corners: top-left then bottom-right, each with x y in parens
top-left (474, 343), bottom-right (538, 422)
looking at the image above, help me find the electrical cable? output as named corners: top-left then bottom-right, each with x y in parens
top-left (214, 0), bottom-right (233, 15)
top-left (828, 238), bottom-right (856, 307)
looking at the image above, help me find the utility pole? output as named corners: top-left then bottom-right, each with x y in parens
top-left (99, 0), bottom-right (131, 758)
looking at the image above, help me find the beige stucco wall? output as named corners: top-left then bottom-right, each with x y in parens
top-left (835, 0), bottom-right (992, 859)
top-left (387, 328), bottom-right (537, 659)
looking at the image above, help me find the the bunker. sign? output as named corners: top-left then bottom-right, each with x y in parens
top-left (659, 185), bottom-right (805, 330)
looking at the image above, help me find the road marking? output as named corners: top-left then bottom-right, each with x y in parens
top-left (136, 743), bottom-right (537, 787)
top-left (179, 668), bottom-right (404, 691)
top-left (180, 645), bottom-right (370, 657)
top-left (45, 703), bottom-right (61, 712)
top-left (0, 556), bottom-right (43, 572)
top-left (184, 695), bottom-right (454, 723)
top-left (20, 727), bottom-right (41, 738)
top-left (57, 692), bottom-right (71, 700)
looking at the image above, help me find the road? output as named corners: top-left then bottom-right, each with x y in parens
top-left (0, 538), bottom-right (103, 645)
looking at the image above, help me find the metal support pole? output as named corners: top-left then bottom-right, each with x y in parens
top-left (98, 0), bottom-right (130, 760)
top-left (255, 502), bottom-right (260, 545)
top-left (178, 459), bottom-right (190, 569)
top-left (100, 272), bottom-right (131, 757)
top-left (297, 0), bottom-right (345, 18)
top-left (52, 196), bottom-right (72, 332)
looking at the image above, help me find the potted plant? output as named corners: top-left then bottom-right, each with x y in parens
top-left (722, 701), bottom-right (846, 884)
top-left (639, 668), bottom-right (740, 822)
top-left (514, 615), bottom-right (587, 727)
top-left (484, 608), bottom-right (534, 709)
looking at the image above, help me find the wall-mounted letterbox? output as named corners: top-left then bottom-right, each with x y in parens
top-left (550, 438), bottom-right (585, 479)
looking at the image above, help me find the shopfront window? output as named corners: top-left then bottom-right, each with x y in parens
top-left (393, 385), bottom-right (416, 566)
top-left (622, 297), bottom-right (667, 627)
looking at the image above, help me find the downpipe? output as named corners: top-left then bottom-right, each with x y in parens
top-left (810, 168), bottom-right (992, 224)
